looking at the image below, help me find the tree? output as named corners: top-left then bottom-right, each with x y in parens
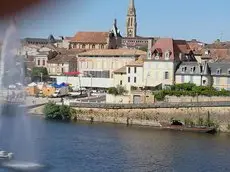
top-left (43, 102), bottom-right (72, 121)
top-left (31, 67), bottom-right (48, 81)
top-left (108, 85), bottom-right (128, 96)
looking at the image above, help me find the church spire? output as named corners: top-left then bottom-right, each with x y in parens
top-left (129, 0), bottom-right (135, 9)
top-left (126, 0), bottom-right (137, 37)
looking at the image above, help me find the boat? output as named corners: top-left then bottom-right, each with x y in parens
top-left (0, 151), bottom-right (13, 161)
top-left (160, 120), bottom-right (217, 134)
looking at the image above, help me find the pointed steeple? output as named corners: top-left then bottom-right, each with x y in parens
top-left (129, 0), bottom-right (135, 9)
top-left (126, 0), bottom-right (137, 37)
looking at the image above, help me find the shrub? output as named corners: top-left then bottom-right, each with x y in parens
top-left (153, 83), bottom-right (230, 101)
top-left (43, 102), bottom-right (72, 121)
top-left (108, 85), bottom-right (127, 96)
top-left (154, 91), bottom-right (166, 101)
top-left (196, 117), bottom-right (204, 126)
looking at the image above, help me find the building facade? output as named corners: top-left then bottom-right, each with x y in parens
top-left (175, 62), bottom-right (211, 86)
top-left (70, 19), bottom-right (122, 50)
top-left (77, 49), bottom-right (146, 79)
top-left (143, 38), bottom-right (196, 88)
top-left (209, 63), bottom-right (230, 90)
top-left (47, 54), bottom-right (78, 75)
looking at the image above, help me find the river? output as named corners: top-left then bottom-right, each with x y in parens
top-left (0, 107), bottom-right (230, 172)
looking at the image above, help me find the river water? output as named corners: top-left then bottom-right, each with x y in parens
top-left (0, 107), bottom-right (230, 172)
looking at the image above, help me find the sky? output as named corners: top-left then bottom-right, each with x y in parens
top-left (0, 0), bottom-right (230, 43)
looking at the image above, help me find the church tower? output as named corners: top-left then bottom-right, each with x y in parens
top-left (126, 0), bottom-right (137, 37)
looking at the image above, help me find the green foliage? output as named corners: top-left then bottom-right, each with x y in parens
top-left (108, 85), bottom-right (128, 96)
top-left (184, 118), bottom-right (195, 127)
top-left (43, 102), bottom-right (72, 121)
top-left (153, 83), bottom-right (230, 101)
top-left (196, 117), bottom-right (204, 126)
top-left (32, 67), bottom-right (48, 77)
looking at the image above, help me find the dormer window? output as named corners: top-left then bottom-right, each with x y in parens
top-left (205, 50), bottom-right (210, 55)
top-left (182, 66), bottom-right (187, 72)
top-left (216, 68), bottom-right (221, 75)
top-left (190, 67), bottom-right (195, 73)
top-left (165, 51), bottom-right (170, 60)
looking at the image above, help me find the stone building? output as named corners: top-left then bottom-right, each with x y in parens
top-left (70, 19), bottom-right (122, 50)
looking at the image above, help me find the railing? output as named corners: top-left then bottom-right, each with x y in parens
top-left (69, 101), bottom-right (230, 109)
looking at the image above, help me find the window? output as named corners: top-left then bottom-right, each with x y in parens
top-left (216, 69), bottom-right (221, 75)
top-left (92, 44), bottom-right (95, 49)
top-left (43, 60), bottom-right (45, 66)
top-left (120, 80), bottom-right (122, 85)
top-left (164, 71), bottom-right (169, 79)
top-left (202, 80), bottom-right (206, 85)
top-left (190, 67), bottom-right (195, 73)
top-left (228, 69), bottom-right (230, 75)
top-left (182, 67), bottom-right (187, 72)
top-left (128, 77), bottom-right (130, 83)
top-left (128, 67), bottom-right (131, 73)
top-left (62, 63), bottom-right (64, 66)
top-left (134, 67), bottom-right (137, 73)
top-left (61, 68), bottom-right (64, 73)
top-left (134, 77), bottom-right (136, 83)
top-left (37, 59), bottom-right (40, 66)
top-left (101, 44), bottom-right (104, 49)
top-left (165, 51), bottom-right (170, 60)
top-left (82, 44), bottom-right (85, 49)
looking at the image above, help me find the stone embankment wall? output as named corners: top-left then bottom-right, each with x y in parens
top-left (165, 96), bottom-right (230, 103)
top-left (29, 102), bottom-right (230, 132)
top-left (70, 105), bottom-right (230, 132)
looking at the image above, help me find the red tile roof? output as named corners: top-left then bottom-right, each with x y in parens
top-left (151, 38), bottom-right (176, 60)
top-left (150, 38), bottom-right (194, 61)
top-left (71, 32), bottom-right (109, 43)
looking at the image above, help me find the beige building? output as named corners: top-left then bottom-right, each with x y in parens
top-left (47, 54), bottom-right (78, 75)
top-left (144, 38), bottom-right (196, 88)
top-left (70, 19), bottom-right (122, 50)
top-left (77, 49), bottom-right (146, 78)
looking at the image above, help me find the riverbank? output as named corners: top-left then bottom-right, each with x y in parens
top-left (28, 103), bottom-right (230, 132)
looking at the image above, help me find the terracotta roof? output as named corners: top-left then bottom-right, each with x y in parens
top-left (71, 32), bottom-right (109, 43)
top-left (47, 55), bottom-right (77, 64)
top-left (77, 49), bottom-right (146, 56)
top-left (113, 66), bottom-right (126, 74)
top-left (151, 38), bottom-right (175, 60)
top-left (174, 40), bottom-right (191, 55)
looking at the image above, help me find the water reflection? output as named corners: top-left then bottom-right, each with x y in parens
top-left (1, 114), bottom-right (230, 172)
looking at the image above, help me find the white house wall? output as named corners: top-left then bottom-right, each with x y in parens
top-left (143, 61), bottom-right (175, 87)
top-left (51, 76), bottom-right (113, 89)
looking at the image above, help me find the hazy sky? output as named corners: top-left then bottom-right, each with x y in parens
top-left (1, 0), bottom-right (230, 43)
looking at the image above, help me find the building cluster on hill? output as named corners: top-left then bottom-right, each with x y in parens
top-left (15, 0), bottom-right (230, 103)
